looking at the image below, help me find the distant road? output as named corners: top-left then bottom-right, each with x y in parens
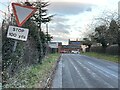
top-left (52, 54), bottom-right (118, 88)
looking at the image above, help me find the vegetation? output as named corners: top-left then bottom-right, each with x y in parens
top-left (2, 1), bottom-right (53, 86)
top-left (82, 38), bottom-right (92, 52)
top-left (91, 19), bottom-right (119, 47)
top-left (83, 12), bottom-right (120, 55)
top-left (31, 1), bottom-right (54, 63)
top-left (81, 52), bottom-right (118, 63)
top-left (4, 53), bottom-right (60, 88)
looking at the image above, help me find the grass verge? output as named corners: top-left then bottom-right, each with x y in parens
top-left (4, 53), bottom-right (60, 88)
top-left (81, 52), bottom-right (118, 63)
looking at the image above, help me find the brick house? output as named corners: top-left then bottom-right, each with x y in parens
top-left (60, 39), bottom-right (83, 53)
top-left (48, 42), bottom-right (62, 53)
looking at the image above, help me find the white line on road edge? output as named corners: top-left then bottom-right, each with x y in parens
top-left (52, 58), bottom-right (62, 88)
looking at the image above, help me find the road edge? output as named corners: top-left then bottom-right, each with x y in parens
top-left (44, 54), bottom-right (61, 88)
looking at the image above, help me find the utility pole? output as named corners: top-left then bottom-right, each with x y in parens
top-left (46, 23), bottom-right (49, 55)
top-left (37, 1), bottom-right (43, 63)
top-left (46, 23), bottom-right (48, 44)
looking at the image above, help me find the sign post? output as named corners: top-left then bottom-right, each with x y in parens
top-left (8, 3), bottom-right (37, 52)
top-left (13, 41), bottom-right (18, 52)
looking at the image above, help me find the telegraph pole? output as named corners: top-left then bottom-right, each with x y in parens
top-left (46, 23), bottom-right (48, 44)
top-left (46, 23), bottom-right (50, 55)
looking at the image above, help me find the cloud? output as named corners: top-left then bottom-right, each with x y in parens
top-left (50, 23), bottom-right (70, 34)
top-left (49, 16), bottom-right (70, 34)
top-left (43, 0), bottom-right (120, 44)
top-left (51, 34), bottom-right (70, 45)
top-left (48, 2), bottom-right (94, 15)
top-left (48, 23), bottom-right (70, 44)
top-left (47, 2), bottom-right (97, 44)
top-left (51, 16), bottom-right (69, 23)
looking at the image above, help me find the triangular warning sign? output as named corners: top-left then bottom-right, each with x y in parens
top-left (12, 3), bottom-right (37, 27)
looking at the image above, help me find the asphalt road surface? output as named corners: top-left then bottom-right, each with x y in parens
top-left (52, 54), bottom-right (118, 88)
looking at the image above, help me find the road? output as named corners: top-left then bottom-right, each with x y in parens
top-left (52, 54), bottom-right (118, 88)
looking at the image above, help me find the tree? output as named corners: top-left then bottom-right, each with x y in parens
top-left (83, 38), bottom-right (92, 51)
top-left (94, 25), bottom-right (108, 49)
top-left (30, 1), bottom-right (53, 63)
top-left (107, 20), bottom-right (118, 45)
top-left (2, 1), bottom-right (53, 84)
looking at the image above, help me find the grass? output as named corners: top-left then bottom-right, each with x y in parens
top-left (81, 52), bottom-right (119, 63)
top-left (4, 53), bottom-right (60, 88)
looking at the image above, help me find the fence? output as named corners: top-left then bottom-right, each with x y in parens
top-left (90, 44), bottom-right (119, 55)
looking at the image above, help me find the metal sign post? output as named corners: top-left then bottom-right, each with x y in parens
top-left (13, 40), bottom-right (18, 52)
top-left (7, 3), bottom-right (37, 52)
top-left (7, 25), bottom-right (29, 52)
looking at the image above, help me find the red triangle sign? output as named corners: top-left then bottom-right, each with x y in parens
top-left (12, 3), bottom-right (37, 27)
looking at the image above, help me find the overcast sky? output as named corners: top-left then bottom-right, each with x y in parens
top-left (47, 0), bottom-right (119, 44)
top-left (0, 0), bottom-right (119, 44)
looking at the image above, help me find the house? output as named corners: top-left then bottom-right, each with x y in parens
top-left (48, 42), bottom-right (62, 53)
top-left (49, 39), bottom-right (89, 53)
top-left (60, 39), bottom-right (83, 53)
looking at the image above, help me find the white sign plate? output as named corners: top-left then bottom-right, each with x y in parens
top-left (7, 26), bottom-right (29, 41)
top-left (49, 42), bottom-right (58, 48)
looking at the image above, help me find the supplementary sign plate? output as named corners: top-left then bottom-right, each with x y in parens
top-left (7, 25), bottom-right (29, 41)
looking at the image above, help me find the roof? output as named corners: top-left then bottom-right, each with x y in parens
top-left (49, 42), bottom-right (62, 48)
top-left (62, 45), bottom-right (80, 49)
top-left (69, 41), bottom-right (81, 45)
top-left (49, 42), bottom-right (62, 44)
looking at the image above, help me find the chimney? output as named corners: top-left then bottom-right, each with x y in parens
top-left (76, 38), bottom-right (78, 41)
top-left (68, 39), bottom-right (70, 45)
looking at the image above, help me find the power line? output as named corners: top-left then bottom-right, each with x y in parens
top-left (0, 10), bottom-right (6, 14)
top-left (0, 2), bottom-right (8, 7)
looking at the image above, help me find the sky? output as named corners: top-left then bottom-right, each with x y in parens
top-left (0, 0), bottom-right (120, 45)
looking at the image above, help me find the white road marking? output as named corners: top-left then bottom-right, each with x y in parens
top-left (69, 60), bottom-right (91, 88)
top-left (76, 60), bottom-right (114, 88)
top-left (88, 62), bottom-right (118, 78)
top-left (52, 59), bottom-right (62, 88)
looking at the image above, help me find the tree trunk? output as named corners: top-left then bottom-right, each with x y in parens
top-left (37, 30), bottom-right (43, 64)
